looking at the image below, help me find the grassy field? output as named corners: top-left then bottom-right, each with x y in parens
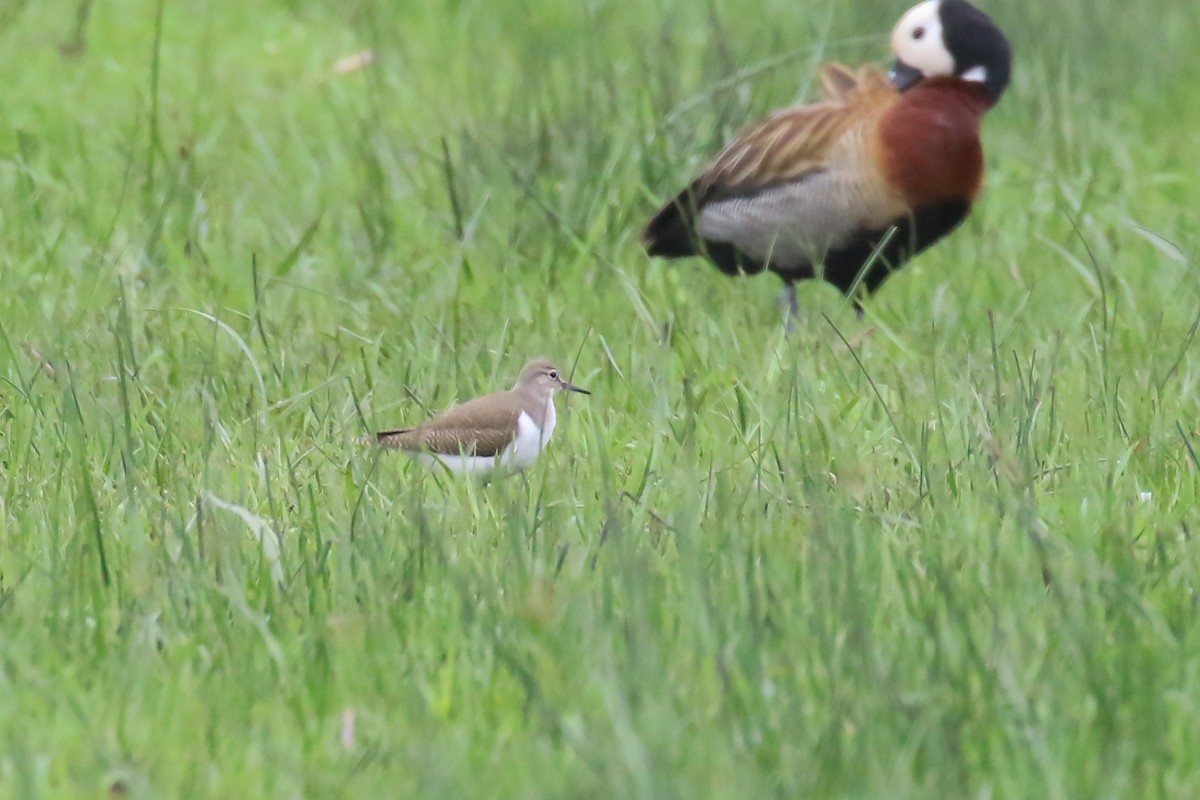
top-left (2, 0), bottom-right (1199, 796)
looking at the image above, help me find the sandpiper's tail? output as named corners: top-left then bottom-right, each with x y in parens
top-left (372, 429), bottom-right (416, 450)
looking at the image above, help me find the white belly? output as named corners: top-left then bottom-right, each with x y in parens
top-left (410, 452), bottom-right (502, 475)
top-left (503, 403), bottom-right (555, 470)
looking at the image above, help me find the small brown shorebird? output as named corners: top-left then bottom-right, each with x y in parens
top-left (369, 359), bottom-right (589, 475)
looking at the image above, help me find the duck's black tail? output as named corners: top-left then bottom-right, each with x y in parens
top-left (640, 188), bottom-right (700, 259)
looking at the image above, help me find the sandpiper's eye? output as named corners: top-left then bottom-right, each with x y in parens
top-left (912, 26), bottom-right (925, 40)
top-left (548, 370), bottom-right (559, 380)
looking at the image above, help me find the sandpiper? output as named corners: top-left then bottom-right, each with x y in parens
top-left (370, 359), bottom-right (589, 475)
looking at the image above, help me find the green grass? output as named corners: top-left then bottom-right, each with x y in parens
top-left (2, 0), bottom-right (1200, 796)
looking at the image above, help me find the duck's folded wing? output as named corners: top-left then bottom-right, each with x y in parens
top-left (642, 64), bottom-right (902, 263)
top-left (698, 64), bottom-right (898, 200)
top-left (818, 62), bottom-right (861, 100)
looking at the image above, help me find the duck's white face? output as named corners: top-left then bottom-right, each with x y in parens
top-left (891, 0), bottom-right (955, 79)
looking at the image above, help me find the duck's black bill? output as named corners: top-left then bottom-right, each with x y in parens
top-left (888, 60), bottom-right (924, 91)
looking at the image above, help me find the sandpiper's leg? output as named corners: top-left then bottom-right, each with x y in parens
top-left (778, 282), bottom-right (800, 330)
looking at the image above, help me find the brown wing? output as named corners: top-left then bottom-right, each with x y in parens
top-left (818, 62), bottom-right (860, 100)
top-left (375, 392), bottom-right (522, 457)
top-left (642, 64), bottom-right (901, 258)
top-left (697, 64), bottom-right (898, 195)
